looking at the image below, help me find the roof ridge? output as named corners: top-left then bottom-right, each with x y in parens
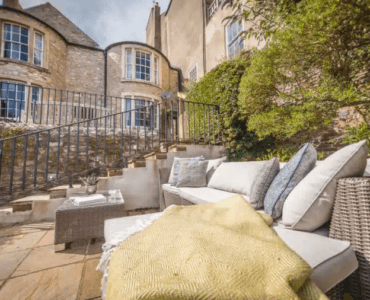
top-left (25, 2), bottom-right (101, 49)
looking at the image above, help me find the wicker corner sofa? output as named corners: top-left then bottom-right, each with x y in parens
top-left (158, 165), bottom-right (370, 299)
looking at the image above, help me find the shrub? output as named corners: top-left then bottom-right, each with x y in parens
top-left (186, 54), bottom-right (274, 160)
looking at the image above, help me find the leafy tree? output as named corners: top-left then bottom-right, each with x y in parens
top-left (227, 0), bottom-right (370, 139)
top-left (186, 54), bottom-right (274, 160)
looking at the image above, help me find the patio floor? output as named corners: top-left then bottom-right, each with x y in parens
top-left (0, 221), bottom-right (104, 300)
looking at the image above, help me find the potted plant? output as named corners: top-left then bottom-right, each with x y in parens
top-left (80, 173), bottom-right (100, 195)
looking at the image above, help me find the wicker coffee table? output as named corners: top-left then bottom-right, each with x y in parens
top-left (54, 190), bottom-right (125, 252)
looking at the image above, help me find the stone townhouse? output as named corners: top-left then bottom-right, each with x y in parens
top-left (146, 0), bottom-right (262, 84)
top-left (0, 0), bottom-right (180, 128)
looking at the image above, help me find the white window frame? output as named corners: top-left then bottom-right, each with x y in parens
top-left (225, 18), bottom-right (244, 59)
top-left (0, 81), bottom-right (26, 121)
top-left (154, 56), bottom-right (159, 85)
top-left (125, 48), bottom-right (133, 79)
top-left (121, 95), bottom-right (159, 129)
top-left (2, 23), bottom-right (29, 63)
top-left (33, 32), bottom-right (44, 67)
top-left (188, 63), bottom-right (198, 82)
top-left (123, 47), bottom-right (161, 85)
top-left (135, 50), bottom-right (151, 82)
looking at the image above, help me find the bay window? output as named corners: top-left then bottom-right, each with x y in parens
top-left (3, 24), bottom-right (29, 62)
top-left (124, 48), bottom-right (159, 83)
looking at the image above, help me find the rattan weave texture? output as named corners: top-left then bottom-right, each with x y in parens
top-left (54, 200), bottom-right (126, 245)
top-left (329, 177), bottom-right (370, 300)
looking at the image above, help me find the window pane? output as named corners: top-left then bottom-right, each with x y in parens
top-left (21, 27), bottom-right (28, 36)
top-left (21, 35), bottom-right (28, 44)
top-left (12, 25), bottom-right (20, 34)
top-left (5, 30), bottom-right (11, 41)
top-left (12, 33), bottom-right (20, 43)
top-left (5, 42), bottom-right (11, 50)
top-left (126, 49), bottom-right (132, 64)
top-left (21, 44), bottom-right (28, 53)
top-left (11, 50), bottom-right (19, 60)
top-left (126, 65), bottom-right (132, 79)
top-left (21, 53), bottom-right (28, 62)
top-left (4, 50), bottom-right (11, 58)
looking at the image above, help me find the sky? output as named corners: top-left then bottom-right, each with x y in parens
top-left (17, 0), bottom-right (171, 48)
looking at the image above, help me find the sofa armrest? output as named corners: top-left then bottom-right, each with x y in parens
top-left (159, 167), bottom-right (171, 185)
top-left (158, 167), bottom-right (171, 211)
top-left (328, 177), bottom-right (370, 298)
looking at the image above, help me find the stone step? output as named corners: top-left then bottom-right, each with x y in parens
top-left (143, 152), bottom-right (167, 160)
top-left (168, 145), bottom-right (187, 152)
top-left (107, 168), bottom-right (123, 177)
top-left (48, 186), bottom-right (69, 199)
top-left (128, 161), bottom-right (146, 168)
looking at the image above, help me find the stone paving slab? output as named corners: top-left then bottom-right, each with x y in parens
top-left (86, 238), bottom-right (104, 259)
top-left (0, 231), bottom-right (46, 253)
top-left (0, 263), bottom-right (84, 300)
top-left (12, 243), bottom-right (87, 277)
top-left (0, 249), bottom-right (30, 280)
top-left (78, 258), bottom-right (103, 300)
top-left (0, 222), bottom-right (53, 238)
top-left (35, 230), bottom-right (55, 247)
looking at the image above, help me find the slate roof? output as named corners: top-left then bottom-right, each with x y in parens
top-left (25, 2), bottom-right (101, 49)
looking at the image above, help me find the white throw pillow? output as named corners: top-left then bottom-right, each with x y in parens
top-left (208, 161), bottom-right (270, 197)
top-left (282, 140), bottom-right (367, 231)
top-left (206, 156), bottom-right (227, 183)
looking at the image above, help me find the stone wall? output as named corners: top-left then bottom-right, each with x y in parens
top-left (0, 121), bottom-right (159, 197)
top-left (66, 46), bottom-right (104, 95)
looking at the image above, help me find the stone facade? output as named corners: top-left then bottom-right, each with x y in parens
top-left (0, 8), bottom-right (68, 88)
top-left (66, 46), bottom-right (104, 95)
top-left (0, 5), bottom-right (104, 96)
top-left (0, 2), bottom-right (180, 126)
top-left (106, 42), bottom-right (179, 124)
top-left (147, 0), bottom-right (262, 81)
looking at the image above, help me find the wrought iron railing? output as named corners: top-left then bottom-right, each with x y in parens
top-left (0, 87), bottom-right (222, 199)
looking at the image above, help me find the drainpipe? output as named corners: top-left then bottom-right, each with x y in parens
top-left (104, 49), bottom-right (107, 107)
top-left (202, 0), bottom-right (207, 75)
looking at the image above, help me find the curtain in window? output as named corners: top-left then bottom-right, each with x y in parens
top-left (125, 98), bottom-right (131, 127)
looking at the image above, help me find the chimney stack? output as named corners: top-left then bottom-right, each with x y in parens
top-left (3, 0), bottom-right (23, 10)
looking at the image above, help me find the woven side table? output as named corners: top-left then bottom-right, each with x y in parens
top-left (328, 177), bottom-right (370, 300)
top-left (54, 191), bottom-right (125, 252)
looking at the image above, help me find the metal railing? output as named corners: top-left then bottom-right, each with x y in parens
top-left (0, 89), bottom-right (222, 198)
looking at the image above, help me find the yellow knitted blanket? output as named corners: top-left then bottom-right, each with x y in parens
top-left (106, 195), bottom-right (327, 300)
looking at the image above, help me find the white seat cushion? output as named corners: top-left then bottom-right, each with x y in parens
top-left (105, 212), bottom-right (358, 293)
top-left (179, 187), bottom-right (249, 204)
top-left (162, 184), bottom-right (249, 205)
top-left (273, 224), bottom-right (358, 293)
top-left (104, 213), bottom-right (162, 243)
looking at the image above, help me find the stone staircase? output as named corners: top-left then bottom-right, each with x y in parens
top-left (0, 143), bottom-right (227, 225)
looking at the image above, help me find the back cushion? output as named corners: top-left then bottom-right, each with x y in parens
top-left (208, 161), bottom-right (268, 196)
top-left (169, 156), bottom-right (204, 186)
top-left (206, 156), bottom-right (228, 183)
top-left (283, 140), bottom-right (367, 231)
